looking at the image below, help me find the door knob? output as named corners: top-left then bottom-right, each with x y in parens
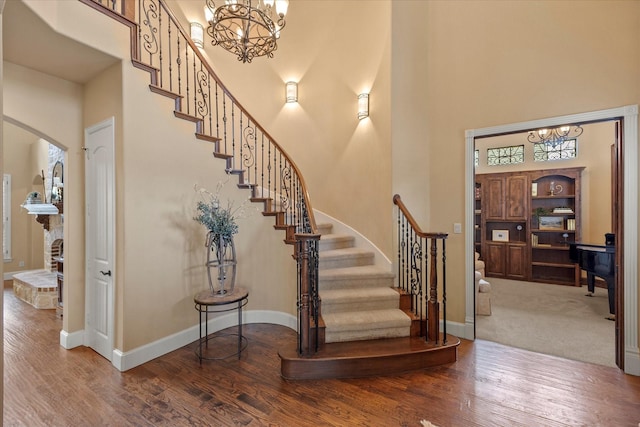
top-left (100, 270), bottom-right (112, 276)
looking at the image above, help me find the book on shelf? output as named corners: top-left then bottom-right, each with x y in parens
top-left (566, 218), bottom-right (576, 230)
top-left (531, 233), bottom-right (538, 246)
top-left (553, 207), bottom-right (574, 214)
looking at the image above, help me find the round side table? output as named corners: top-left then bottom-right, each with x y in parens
top-left (194, 287), bottom-right (249, 363)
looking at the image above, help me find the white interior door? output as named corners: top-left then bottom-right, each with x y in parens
top-left (84, 118), bottom-right (115, 361)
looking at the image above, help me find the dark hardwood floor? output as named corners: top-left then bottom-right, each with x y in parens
top-left (4, 287), bottom-right (640, 426)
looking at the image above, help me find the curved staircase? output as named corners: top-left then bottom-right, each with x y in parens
top-left (279, 221), bottom-right (460, 380)
top-left (81, 0), bottom-right (460, 380)
top-left (317, 223), bottom-right (411, 343)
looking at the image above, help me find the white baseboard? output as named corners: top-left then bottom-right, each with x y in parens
top-left (442, 319), bottom-right (468, 340)
top-left (63, 313), bottom-right (464, 372)
top-left (112, 310), bottom-right (296, 372)
top-left (60, 329), bottom-right (84, 349)
top-left (625, 347), bottom-right (640, 376)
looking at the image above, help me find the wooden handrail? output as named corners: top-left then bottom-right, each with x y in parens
top-left (82, 0), bottom-right (317, 235)
top-left (82, 0), bottom-right (320, 355)
top-left (394, 194), bottom-right (448, 344)
top-left (393, 194), bottom-right (447, 240)
top-left (152, 0), bottom-right (318, 234)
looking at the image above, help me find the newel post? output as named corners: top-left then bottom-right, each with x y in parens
top-left (295, 233), bottom-right (320, 356)
top-left (428, 238), bottom-right (440, 342)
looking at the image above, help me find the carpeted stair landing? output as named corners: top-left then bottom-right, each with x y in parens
top-left (318, 223), bottom-right (410, 343)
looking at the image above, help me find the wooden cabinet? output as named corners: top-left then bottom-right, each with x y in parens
top-left (505, 175), bottom-right (528, 220)
top-left (485, 242), bottom-right (527, 280)
top-left (474, 183), bottom-right (482, 256)
top-left (530, 168), bottom-right (583, 285)
top-left (484, 174), bottom-right (528, 221)
top-left (477, 167), bottom-right (583, 285)
top-left (477, 173), bottom-right (528, 280)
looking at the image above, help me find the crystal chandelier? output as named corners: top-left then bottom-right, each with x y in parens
top-left (204, 0), bottom-right (289, 63)
top-left (527, 124), bottom-right (583, 147)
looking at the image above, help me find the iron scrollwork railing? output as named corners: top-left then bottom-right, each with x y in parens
top-left (393, 195), bottom-right (448, 344)
top-left (82, 0), bottom-right (321, 356)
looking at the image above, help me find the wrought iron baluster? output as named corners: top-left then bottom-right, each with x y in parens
top-left (195, 66), bottom-right (209, 120)
top-left (139, 0), bottom-right (159, 67)
top-left (260, 134), bottom-right (265, 198)
top-left (222, 93), bottom-right (228, 154)
top-left (88, 0), bottom-right (320, 355)
top-left (231, 105), bottom-right (237, 170)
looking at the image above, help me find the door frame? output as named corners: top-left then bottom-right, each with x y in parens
top-left (464, 105), bottom-right (639, 376)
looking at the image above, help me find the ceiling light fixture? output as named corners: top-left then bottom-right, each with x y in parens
top-left (527, 124), bottom-right (583, 147)
top-left (204, 0), bottom-right (289, 63)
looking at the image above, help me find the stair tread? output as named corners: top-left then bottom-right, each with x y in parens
top-left (279, 335), bottom-right (461, 380)
top-left (316, 223), bottom-right (333, 235)
top-left (323, 309), bottom-right (410, 331)
top-left (319, 247), bottom-right (374, 259)
top-left (320, 287), bottom-right (398, 300)
top-left (319, 233), bottom-right (354, 242)
top-left (319, 265), bottom-right (394, 280)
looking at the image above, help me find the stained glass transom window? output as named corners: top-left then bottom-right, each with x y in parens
top-left (487, 145), bottom-right (524, 166)
top-left (533, 139), bottom-right (577, 162)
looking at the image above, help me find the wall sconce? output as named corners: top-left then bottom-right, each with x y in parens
top-left (190, 22), bottom-right (204, 49)
top-left (285, 81), bottom-right (298, 103)
top-left (358, 93), bottom-right (369, 120)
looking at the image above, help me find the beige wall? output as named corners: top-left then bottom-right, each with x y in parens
top-left (173, 0), bottom-right (394, 255)
top-left (2, 0), bottom-right (638, 365)
top-left (3, 122), bottom-right (45, 273)
top-left (118, 64), bottom-right (296, 351)
top-left (391, 0), bottom-right (640, 324)
top-left (3, 62), bottom-right (85, 333)
top-left (475, 121), bottom-right (614, 244)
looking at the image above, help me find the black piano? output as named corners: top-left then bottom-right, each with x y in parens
top-left (569, 233), bottom-right (615, 316)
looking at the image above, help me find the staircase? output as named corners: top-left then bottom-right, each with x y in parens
top-left (278, 219), bottom-right (460, 380)
top-left (82, 0), bottom-right (460, 380)
top-left (317, 222), bottom-right (411, 343)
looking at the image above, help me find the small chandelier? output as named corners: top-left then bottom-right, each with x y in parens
top-left (527, 124), bottom-right (583, 147)
top-left (204, 0), bottom-right (289, 63)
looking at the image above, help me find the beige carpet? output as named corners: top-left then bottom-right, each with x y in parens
top-left (476, 277), bottom-right (615, 367)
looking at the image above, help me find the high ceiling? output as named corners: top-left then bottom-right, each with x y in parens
top-left (2, 0), bottom-right (119, 84)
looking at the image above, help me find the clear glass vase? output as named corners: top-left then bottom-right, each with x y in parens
top-left (205, 232), bottom-right (237, 296)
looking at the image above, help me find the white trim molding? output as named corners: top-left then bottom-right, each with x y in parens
top-left (465, 105), bottom-right (639, 376)
top-left (60, 329), bottom-right (85, 349)
top-left (111, 310), bottom-right (296, 372)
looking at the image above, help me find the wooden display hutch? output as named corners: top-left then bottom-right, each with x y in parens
top-left (529, 168), bottom-right (583, 285)
top-left (477, 173), bottom-right (528, 280)
top-left (474, 182), bottom-right (482, 256)
top-left (476, 167), bottom-right (583, 285)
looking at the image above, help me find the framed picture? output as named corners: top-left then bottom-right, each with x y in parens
top-left (539, 216), bottom-right (563, 230)
top-left (492, 229), bottom-right (509, 242)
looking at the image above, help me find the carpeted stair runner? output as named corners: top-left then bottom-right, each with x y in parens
top-left (318, 223), bottom-right (411, 343)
